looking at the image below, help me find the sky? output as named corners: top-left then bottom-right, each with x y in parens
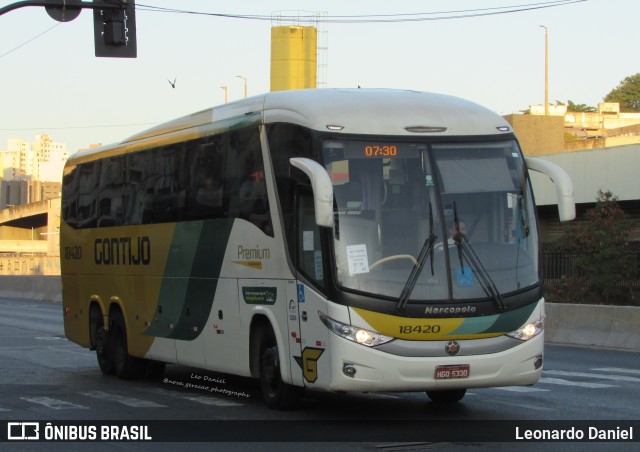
top-left (0, 0), bottom-right (638, 153)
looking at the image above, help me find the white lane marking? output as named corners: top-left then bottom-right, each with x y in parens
top-left (21, 397), bottom-right (88, 410)
top-left (544, 369), bottom-right (640, 383)
top-left (481, 398), bottom-right (554, 411)
top-left (491, 386), bottom-right (549, 392)
top-left (182, 396), bottom-right (242, 407)
top-left (80, 390), bottom-right (166, 408)
top-left (539, 377), bottom-right (615, 389)
top-left (148, 388), bottom-right (244, 407)
top-left (591, 367), bottom-right (640, 375)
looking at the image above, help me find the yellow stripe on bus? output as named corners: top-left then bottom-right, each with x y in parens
top-left (352, 307), bottom-right (503, 341)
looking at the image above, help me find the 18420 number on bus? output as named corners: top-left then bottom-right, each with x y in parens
top-left (399, 324), bottom-right (441, 335)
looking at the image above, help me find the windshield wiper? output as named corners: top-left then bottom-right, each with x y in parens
top-left (453, 233), bottom-right (507, 312)
top-left (396, 204), bottom-right (437, 311)
top-left (452, 205), bottom-right (506, 311)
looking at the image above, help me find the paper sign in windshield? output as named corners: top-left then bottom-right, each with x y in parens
top-left (347, 244), bottom-right (369, 275)
top-left (303, 231), bottom-right (314, 251)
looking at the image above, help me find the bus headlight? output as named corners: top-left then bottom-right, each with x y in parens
top-left (507, 318), bottom-right (544, 341)
top-left (318, 311), bottom-right (393, 347)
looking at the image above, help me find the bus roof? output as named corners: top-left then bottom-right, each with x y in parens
top-left (126, 88), bottom-right (511, 142)
top-left (261, 88), bottom-right (512, 137)
top-left (69, 89), bottom-right (513, 165)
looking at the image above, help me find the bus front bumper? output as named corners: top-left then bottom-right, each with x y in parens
top-left (320, 332), bottom-right (544, 393)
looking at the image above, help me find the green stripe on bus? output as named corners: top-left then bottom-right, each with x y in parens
top-left (144, 219), bottom-right (234, 340)
top-left (450, 303), bottom-right (537, 335)
top-left (169, 219), bottom-right (234, 340)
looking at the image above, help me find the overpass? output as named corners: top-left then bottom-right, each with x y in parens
top-left (0, 197), bottom-right (61, 276)
top-left (0, 199), bottom-right (50, 231)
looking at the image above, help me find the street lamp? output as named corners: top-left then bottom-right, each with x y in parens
top-left (221, 85), bottom-right (228, 103)
top-left (236, 75), bottom-right (247, 98)
top-left (540, 25), bottom-right (549, 116)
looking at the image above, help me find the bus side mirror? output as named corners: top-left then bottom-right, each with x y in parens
top-left (290, 158), bottom-right (335, 228)
top-left (525, 157), bottom-right (576, 222)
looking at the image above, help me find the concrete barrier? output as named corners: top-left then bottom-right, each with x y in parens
top-left (0, 276), bottom-right (638, 352)
top-left (545, 302), bottom-right (640, 352)
top-left (0, 275), bottom-right (62, 303)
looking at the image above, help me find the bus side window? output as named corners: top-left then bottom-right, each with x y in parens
top-left (188, 138), bottom-right (225, 219)
top-left (150, 145), bottom-right (188, 223)
top-left (97, 156), bottom-right (125, 227)
top-left (77, 161), bottom-right (100, 228)
top-left (123, 152), bottom-right (146, 225)
top-left (62, 168), bottom-right (79, 228)
top-left (227, 128), bottom-right (273, 236)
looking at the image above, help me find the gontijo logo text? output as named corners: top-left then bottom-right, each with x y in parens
top-left (94, 236), bottom-right (151, 266)
top-left (7, 421), bottom-right (152, 441)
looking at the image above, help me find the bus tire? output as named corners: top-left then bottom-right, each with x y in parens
top-left (426, 388), bottom-right (467, 403)
top-left (110, 310), bottom-right (146, 380)
top-left (258, 328), bottom-right (303, 410)
top-left (91, 305), bottom-right (114, 375)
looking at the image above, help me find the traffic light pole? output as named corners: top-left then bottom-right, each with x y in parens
top-left (0, 1), bottom-right (136, 58)
top-left (0, 1), bottom-right (123, 17)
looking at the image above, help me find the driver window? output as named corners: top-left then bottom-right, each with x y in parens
top-left (297, 189), bottom-right (325, 288)
top-left (329, 160), bottom-right (362, 211)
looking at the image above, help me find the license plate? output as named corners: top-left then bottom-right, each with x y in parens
top-left (434, 364), bottom-right (470, 379)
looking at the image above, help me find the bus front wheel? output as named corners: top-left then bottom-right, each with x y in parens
top-left (426, 388), bottom-right (467, 403)
top-left (258, 330), bottom-right (303, 410)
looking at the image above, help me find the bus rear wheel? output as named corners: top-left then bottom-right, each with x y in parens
top-left (258, 330), bottom-right (303, 410)
top-left (95, 326), bottom-right (114, 375)
top-left (110, 310), bottom-right (146, 380)
top-left (426, 388), bottom-right (467, 403)
top-left (91, 306), bottom-right (114, 375)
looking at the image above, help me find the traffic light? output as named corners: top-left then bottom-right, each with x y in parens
top-left (93, 0), bottom-right (137, 58)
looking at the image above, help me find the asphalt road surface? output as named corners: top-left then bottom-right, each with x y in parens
top-left (0, 298), bottom-right (638, 451)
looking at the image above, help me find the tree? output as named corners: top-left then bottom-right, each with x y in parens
top-left (546, 190), bottom-right (635, 305)
top-left (604, 73), bottom-right (640, 112)
top-left (566, 100), bottom-right (596, 113)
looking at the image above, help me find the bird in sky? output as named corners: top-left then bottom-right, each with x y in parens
top-left (168, 78), bottom-right (176, 88)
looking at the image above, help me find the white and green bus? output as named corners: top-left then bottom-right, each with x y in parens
top-left (61, 88), bottom-right (574, 409)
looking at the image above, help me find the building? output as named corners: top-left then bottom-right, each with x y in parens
top-left (0, 134), bottom-right (67, 209)
top-left (505, 102), bottom-right (640, 156)
top-left (32, 134), bottom-right (67, 182)
top-left (530, 143), bottom-right (640, 243)
top-left (503, 114), bottom-right (565, 156)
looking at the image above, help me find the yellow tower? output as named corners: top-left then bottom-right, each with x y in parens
top-left (270, 25), bottom-right (317, 92)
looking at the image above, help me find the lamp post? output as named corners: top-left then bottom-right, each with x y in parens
top-left (221, 85), bottom-right (228, 103)
top-left (236, 75), bottom-right (247, 98)
top-left (540, 25), bottom-right (549, 116)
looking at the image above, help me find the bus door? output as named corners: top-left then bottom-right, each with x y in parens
top-left (293, 187), bottom-right (331, 387)
top-left (285, 279), bottom-right (304, 387)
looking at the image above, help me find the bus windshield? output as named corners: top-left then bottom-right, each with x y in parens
top-left (323, 138), bottom-right (539, 302)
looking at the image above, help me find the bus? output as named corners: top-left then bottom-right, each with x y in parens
top-left (61, 88), bottom-right (575, 409)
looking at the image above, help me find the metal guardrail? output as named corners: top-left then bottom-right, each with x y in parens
top-left (541, 242), bottom-right (640, 288)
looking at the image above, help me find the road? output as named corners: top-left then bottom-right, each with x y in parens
top-left (0, 298), bottom-right (638, 451)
